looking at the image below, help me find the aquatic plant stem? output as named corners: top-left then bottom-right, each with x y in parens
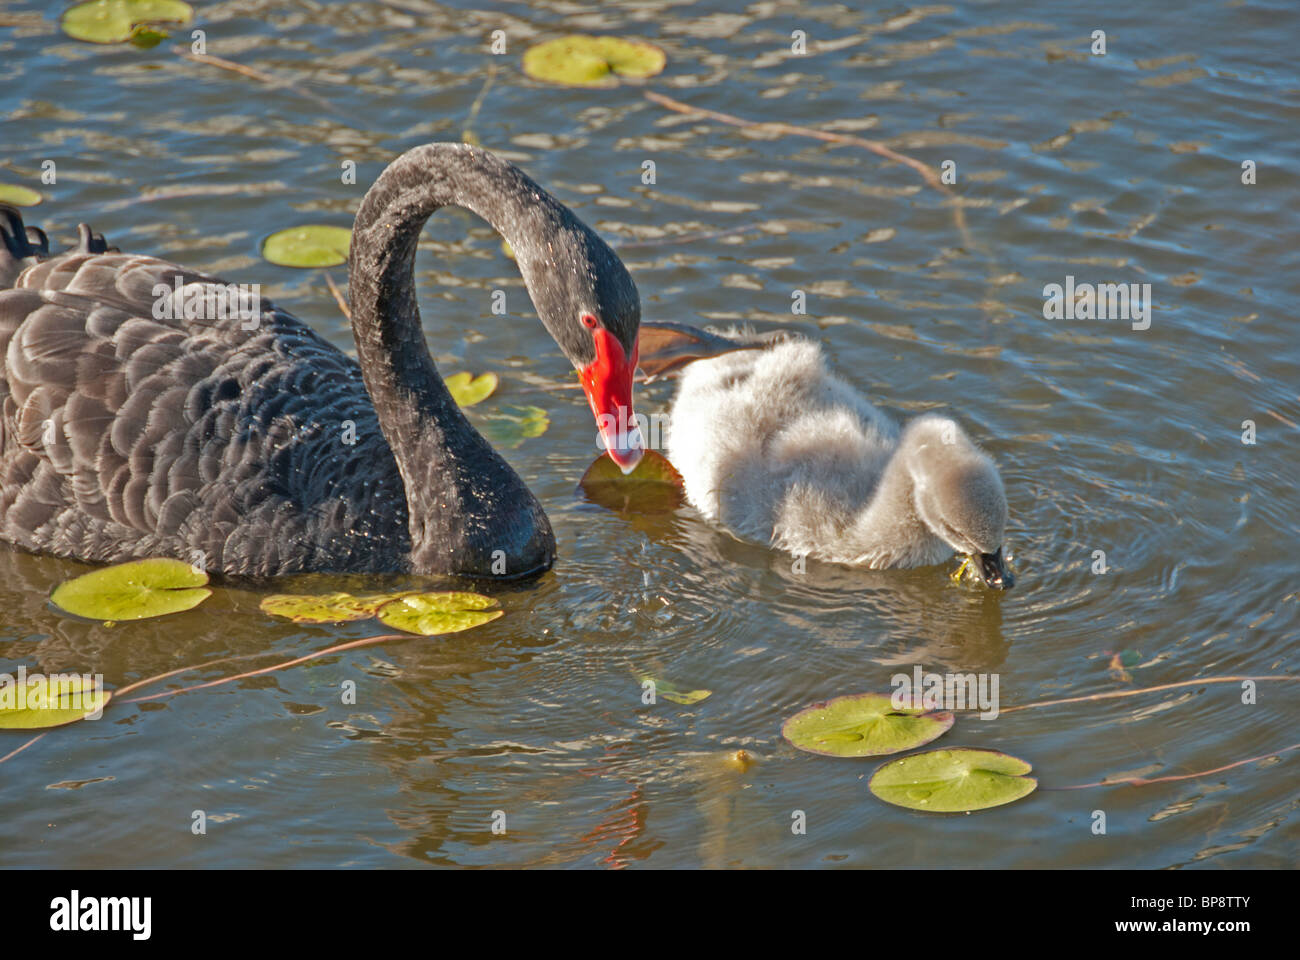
top-left (119, 634), bottom-right (410, 704)
top-left (0, 732), bottom-right (46, 765)
top-left (325, 271), bottom-right (351, 320)
top-left (1054, 743), bottom-right (1300, 789)
top-left (644, 91), bottom-right (946, 190)
top-left (176, 50), bottom-right (339, 114)
top-left (640, 90), bottom-right (990, 306)
top-left (997, 675), bottom-right (1297, 715)
top-left (994, 675), bottom-right (1298, 791)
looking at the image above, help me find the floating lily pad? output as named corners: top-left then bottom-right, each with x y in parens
top-left (0, 675), bottom-right (112, 729)
top-left (477, 404), bottom-right (549, 449)
top-left (50, 558), bottom-right (211, 622)
top-left (580, 449), bottom-right (684, 514)
top-left (522, 35), bottom-right (666, 88)
top-left (376, 592), bottom-right (503, 636)
top-left (782, 693), bottom-right (954, 758)
top-left (445, 371), bottom-right (499, 408)
top-left (869, 748), bottom-right (1038, 813)
top-left (262, 225), bottom-right (352, 268)
top-left (641, 675), bottom-right (712, 705)
top-left (260, 591), bottom-right (416, 624)
top-left (0, 184), bottom-right (42, 206)
top-left (60, 0), bottom-right (193, 44)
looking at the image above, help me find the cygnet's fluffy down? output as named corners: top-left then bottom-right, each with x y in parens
top-left (664, 335), bottom-right (1013, 588)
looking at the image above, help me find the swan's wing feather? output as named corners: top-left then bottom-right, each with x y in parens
top-left (0, 251), bottom-right (401, 573)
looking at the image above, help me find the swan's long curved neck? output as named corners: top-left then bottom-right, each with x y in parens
top-left (346, 143), bottom-right (568, 571)
top-left (349, 143), bottom-right (568, 438)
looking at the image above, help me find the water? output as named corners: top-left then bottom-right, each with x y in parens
top-left (0, 0), bottom-right (1296, 868)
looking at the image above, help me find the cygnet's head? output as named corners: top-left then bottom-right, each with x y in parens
top-left (901, 416), bottom-right (1014, 589)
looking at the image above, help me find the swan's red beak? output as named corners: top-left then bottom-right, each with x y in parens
top-left (580, 328), bottom-right (643, 474)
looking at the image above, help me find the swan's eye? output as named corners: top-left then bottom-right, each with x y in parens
top-left (581, 313), bottom-right (599, 330)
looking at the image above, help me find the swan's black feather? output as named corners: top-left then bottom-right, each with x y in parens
top-left (0, 237), bottom-right (410, 576)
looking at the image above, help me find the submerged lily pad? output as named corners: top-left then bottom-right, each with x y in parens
top-left (127, 25), bottom-right (168, 48)
top-left (0, 184), bottom-right (42, 206)
top-left (376, 592), bottom-right (503, 636)
top-left (782, 693), bottom-right (954, 758)
top-left (51, 558), bottom-right (211, 622)
top-left (445, 371), bottom-right (499, 408)
top-left (522, 35), bottom-right (666, 88)
top-left (262, 225), bottom-right (352, 268)
top-left (0, 675), bottom-right (112, 729)
top-left (869, 748), bottom-right (1038, 813)
top-left (641, 675), bottom-right (712, 705)
top-left (580, 450), bottom-right (684, 514)
top-left (260, 591), bottom-right (416, 624)
top-left (61, 0), bottom-right (193, 44)
top-left (477, 404), bottom-right (549, 449)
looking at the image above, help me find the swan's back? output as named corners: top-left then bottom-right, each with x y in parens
top-left (666, 337), bottom-right (899, 551)
top-left (0, 236), bottom-right (408, 575)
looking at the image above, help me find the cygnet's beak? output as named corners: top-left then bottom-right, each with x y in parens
top-left (972, 547), bottom-right (1014, 590)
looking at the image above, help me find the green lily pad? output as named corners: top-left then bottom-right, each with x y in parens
top-left (477, 404), bottom-right (549, 449)
top-left (0, 675), bottom-right (112, 729)
top-left (522, 35), bottom-right (666, 88)
top-left (869, 748), bottom-right (1038, 813)
top-left (60, 0), bottom-right (193, 44)
top-left (641, 675), bottom-right (711, 705)
top-left (445, 371), bottom-right (499, 408)
top-left (0, 184), bottom-right (42, 207)
top-left (580, 449), bottom-right (684, 514)
top-left (376, 592), bottom-right (503, 636)
top-left (260, 591), bottom-right (416, 624)
top-left (782, 693), bottom-right (954, 758)
top-left (50, 557), bottom-right (211, 622)
top-left (262, 225), bottom-right (352, 268)
top-left (127, 24), bottom-right (168, 48)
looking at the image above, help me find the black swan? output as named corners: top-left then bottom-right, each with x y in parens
top-left (664, 332), bottom-right (1014, 589)
top-left (0, 143), bottom-right (644, 578)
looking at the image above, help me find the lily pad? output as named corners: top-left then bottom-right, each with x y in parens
top-left (580, 449), bottom-right (684, 514)
top-left (641, 675), bottom-right (712, 705)
top-left (60, 0), bottom-right (193, 44)
top-left (376, 592), bottom-right (503, 636)
top-left (445, 371), bottom-right (499, 408)
top-left (127, 25), bottom-right (168, 48)
top-left (260, 591), bottom-right (416, 624)
top-left (50, 557), bottom-right (211, 622)
top-left (477, 404), bottom-right (549, 449)
top-left (0, 184), bottom-right (42, 206)
top-left (262, 225), bottom-right (352, 268)
top-left (0, 675), bottom-right (112, 729)
top-left (782, 693), bottom-right (954, 758)
top-left (522, 35), bottom-right (666, 88)
top-left (869, 748), bottom-right (1038, 813)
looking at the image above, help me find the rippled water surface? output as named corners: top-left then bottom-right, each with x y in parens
top-left (0, 0), bottom-right (1296, 868)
